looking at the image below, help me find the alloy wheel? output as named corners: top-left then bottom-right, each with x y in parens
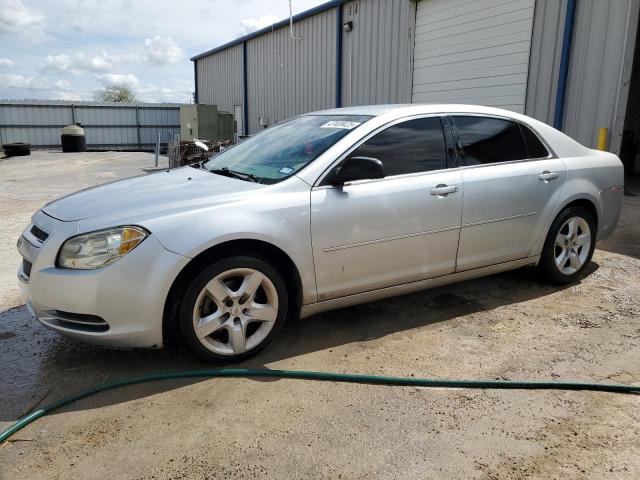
top-left (554, 216), bottom-right (591, 275)
top-left (192, 267), bottom-right (279, 355)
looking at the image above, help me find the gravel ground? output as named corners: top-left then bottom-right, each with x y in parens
top-left (0, 151), bottom-right (639, 479)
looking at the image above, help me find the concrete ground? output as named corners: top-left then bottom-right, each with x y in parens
top-left (0, 151), bottom-right (639, 479)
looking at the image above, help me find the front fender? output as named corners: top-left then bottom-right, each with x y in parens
top-left (144, 185), bottom-right (317, 305)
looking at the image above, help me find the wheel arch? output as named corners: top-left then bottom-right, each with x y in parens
top-left (531, 195), bottom-right (600, 259)
top-left (559, 197), bottom-right (599, 230)
top-left (162, 238), bottom-right (303, 345)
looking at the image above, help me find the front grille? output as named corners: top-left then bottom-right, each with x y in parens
top-left (22, 258), bottom-right (32, 279)
top-left (30, 225), bottom-right (49, 243)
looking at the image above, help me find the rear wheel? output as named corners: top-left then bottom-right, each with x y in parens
top-left (540, 206), bottom-right (596, 284)
top-left (178, 256), bottom-right (288, 362)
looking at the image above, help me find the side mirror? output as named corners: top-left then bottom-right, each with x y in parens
top-left (329, 156), bottom-right (385, 186)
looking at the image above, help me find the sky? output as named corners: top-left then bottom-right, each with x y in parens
top-left (0, 0), bottom-right (327, 103)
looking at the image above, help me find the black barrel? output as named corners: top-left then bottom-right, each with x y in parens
top-left (61, 124), bottom-right (87, 152)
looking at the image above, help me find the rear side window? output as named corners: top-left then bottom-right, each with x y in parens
top-left (348, 117), bottom-right (446, 176)
top-left (520, 124), bottom-right (550, 158)
top-left (453, 116), bottom-right (527, 165)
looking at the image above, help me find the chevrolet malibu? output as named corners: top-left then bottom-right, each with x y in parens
top-left (17, 104), bottom-right (624, 361)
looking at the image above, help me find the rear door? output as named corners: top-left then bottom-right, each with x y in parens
top-left (310, 116), bottom-right (463, 301)
top-left (451, 115), bottom-right (567, 271)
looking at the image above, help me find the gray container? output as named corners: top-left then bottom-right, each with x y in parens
top-left (61, 124), bottom-right (86, 152)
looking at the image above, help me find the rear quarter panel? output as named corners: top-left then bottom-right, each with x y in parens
top-left (530, 150), bottom-right (624, 255)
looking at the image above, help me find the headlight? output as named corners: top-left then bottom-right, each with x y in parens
top-left (57, 226), bottom-right (148, 270)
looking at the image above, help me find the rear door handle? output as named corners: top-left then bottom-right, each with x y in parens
top-left (430, 184), bottom-right (458, 196)
top-left (539, 171), bottom-right (559, 182)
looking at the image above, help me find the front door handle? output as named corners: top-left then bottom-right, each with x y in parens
top-left (430, 184), bottom-right (458, 197)
top-left (539, 171), bottom-right (559, 182)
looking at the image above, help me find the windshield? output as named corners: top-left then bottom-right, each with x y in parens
top-left (203, 114), bottom-right (372, 183)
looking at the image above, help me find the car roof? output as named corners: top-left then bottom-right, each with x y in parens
top-left (308, 103), bottom-right (522, 117)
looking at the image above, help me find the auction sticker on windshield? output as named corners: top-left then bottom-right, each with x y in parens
top-left (320, 121), bottom-right (361, 130)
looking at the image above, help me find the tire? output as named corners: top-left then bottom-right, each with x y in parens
top-left (539, 206), bottom-right (596, 284)
top-left (3, 142), bottom-right (31, 157)
top-left (178, 255), bottom-right (288, 362)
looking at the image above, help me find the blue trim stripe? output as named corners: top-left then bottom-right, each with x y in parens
top-left (193, 60), bottom-right (198, 104)
top-left (553, 0), bottom-right (577, 130)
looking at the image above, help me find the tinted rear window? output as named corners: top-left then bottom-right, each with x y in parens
top-left (453, 116), bottom-right (527, 165)
top-left (520, 124), bottom-right (550, 158)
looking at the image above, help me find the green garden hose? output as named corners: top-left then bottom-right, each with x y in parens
top-left (1, 368), bottom-right (638, 443)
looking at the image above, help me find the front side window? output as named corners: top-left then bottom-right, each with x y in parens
top-left (204, 114), bottom-right (371, 184)
top-left (346, 117), bottom-right (447, 177)
top-left (453, 116), bottom-right (527, 165)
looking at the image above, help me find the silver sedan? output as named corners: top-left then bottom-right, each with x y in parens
top-left (17, 104), bottom-right (624, 361)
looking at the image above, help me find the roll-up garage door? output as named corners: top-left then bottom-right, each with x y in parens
top-left (412, 0), bottom-right (535, 113)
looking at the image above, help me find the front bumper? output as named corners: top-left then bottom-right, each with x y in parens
top-left (17, 210), bottom-right (189, 348)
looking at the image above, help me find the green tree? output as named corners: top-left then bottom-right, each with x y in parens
top-left (93, 83), bottom-right (137, 103)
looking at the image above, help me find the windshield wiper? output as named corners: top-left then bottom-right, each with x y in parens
top-left (210, 167), bottom-right (259, 183)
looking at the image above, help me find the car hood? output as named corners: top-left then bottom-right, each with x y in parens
top-left (42, 167), bottom-right (264, 222)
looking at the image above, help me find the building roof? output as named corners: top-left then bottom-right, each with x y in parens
top-left (191, 0), bottom-right (343, 61)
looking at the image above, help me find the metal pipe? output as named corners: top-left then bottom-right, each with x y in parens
top-left (553, 0), bottom-right (577, 130)
top-left (289, 0), bottom-right (301, 40)
top-left (155, 132), bottom-right (160, 167)
top-left (242, 41), bottom-right (249, 136)
top-left (135, 105), bottom-right (141, 151)
top-left (335, 3), bottom-right (343, 108)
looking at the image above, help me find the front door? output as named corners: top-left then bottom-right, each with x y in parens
top-left (311, 116), bottom-right (463, 301)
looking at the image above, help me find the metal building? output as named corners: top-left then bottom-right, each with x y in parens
top-left (192, 0), bottom-right (640, 173)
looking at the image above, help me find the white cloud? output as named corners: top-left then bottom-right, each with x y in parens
top-left (0, 57), bottom-right (14, 67)
top-left (42, 54), bottom-right (78, 75)
top-left (0, 0), bottom-right (45, 41)
top-left (54, 79), bottom-right (71, 90)
top-left (0, 73), bottom-right (45, 88)
top-left (144, 36), bottom-right (184, 66)
top-left (95, 72), bottom-right (140, 87)
top-left (238, 14), bottom-right (280, 36)
top-left (42, 51), bottom-right (139, 75)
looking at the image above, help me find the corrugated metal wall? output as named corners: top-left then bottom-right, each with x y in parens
top-left (196, 44), bottom-right (244, 114)
top-left (524, 0), bottom-right (566, 125)
top-left (563, 0), bottom-right (639, 151)
top-left (341, 0), bottom-right (414, 106)
top-left (246, 8), bottom-right (336, 134)
top-left (194, 0), bottom-right (414, 134)
top-left (526, 0), bottom-right (640, 151)
top-left (194, 0), bottom-right (640, 153)
top-left (0, 101), bottom-right (181, 150)
top-left (412, 0), bottom-right (535, 113)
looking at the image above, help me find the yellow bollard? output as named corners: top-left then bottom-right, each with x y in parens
top-left (597, 127), bottom-right (608, 151)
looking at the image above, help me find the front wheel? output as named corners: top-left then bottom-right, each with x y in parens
top-left (178, 256), bottom-right (288, 362)
top-left (539, 206), bottom-right (596, 284)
